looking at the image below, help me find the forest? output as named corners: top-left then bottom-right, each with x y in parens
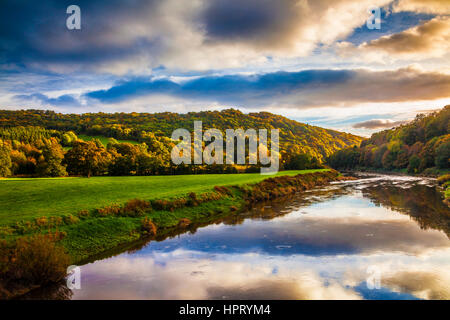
top-left (326, 105), bottom-right (450, 175)
top-left (0, 109), bottom-right (362, 177)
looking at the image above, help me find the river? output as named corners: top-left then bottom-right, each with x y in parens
top-left (23, 174), bottom-right (450, 300)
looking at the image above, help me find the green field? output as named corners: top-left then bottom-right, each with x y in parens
top-left (0, 170), bottom-right (327, 225)
top-left (78, 134), bottom-right (139, 147)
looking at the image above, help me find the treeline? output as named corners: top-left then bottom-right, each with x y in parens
top-left (0, 126), bottom-right (324, 178)
top-left (0, 108), bottom-right (362, 163)
top-left (327, 106), bottom-right (450, 174)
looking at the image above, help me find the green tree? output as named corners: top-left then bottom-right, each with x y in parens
top-left (435, 140), bottom-right (450, 169)
top-left (64, 141), bottom-right (111, 177)
top-left (61, 131), bottom-right (78, 146)
top-left (37, 138), bottom-right (67, 177)
top-left (0, 143), bottom-right (12, 177)
top-left (408, 155), bottom-right (421, 174)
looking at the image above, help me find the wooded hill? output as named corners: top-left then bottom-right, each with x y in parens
top-left (0, 108), bottom-right (362, 163)
top-left (327, 105), bottom-right (450, 175)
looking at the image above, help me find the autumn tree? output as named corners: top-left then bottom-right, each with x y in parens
top-left (0, 141), bottom-right (12, 177)
top-left (37, 138), bottom-right (67, 177)
top-left (64, 140), bottom-right (111, 177)
top-left (61, 131), bottom-right (78, 146)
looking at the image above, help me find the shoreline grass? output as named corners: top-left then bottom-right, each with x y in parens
top-left (0, 170), bottom-right (327, 225)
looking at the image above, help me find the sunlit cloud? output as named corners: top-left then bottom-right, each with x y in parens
top-left (338, 17), bottom-right (450, 62)
top-left (352, 119), bottom-right (408, 129)
top-left (393, 0), bottom-right (450, 15)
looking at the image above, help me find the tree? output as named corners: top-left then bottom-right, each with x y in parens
top-left (108, 143), bottom-right (139, 176)
top-left (61, 131), bottom-right (78, 146)
top-left (0, 143), bottom-right (12, 177)
top-left (435, 140), bottom-right (450, 169)
top-left (106, 138), bottom-right (119, 149)
top-left (37, 138), bottom-right (67, 177)
top-left (64, 141), bottom-right (111, 177)
top-left (382, 150), bottom-right (396, 169)
top-left (394, 148), bottom-right (409, 168)
top-left (136, 153), bottom-right (162, 175)
top-left (326, 146), bottom-right (360, 169)
top-left (408, 155), bottom-right (421, 174)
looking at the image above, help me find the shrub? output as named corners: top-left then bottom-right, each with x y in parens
top-left (178, 218), bottom-right (191, 228)
top-left (0, 226), bottom-right (13, 237)
top-left (437, 174), bottom-right (450, 185)
top-left (97, 204), bottom-right (121, 217)
top-left (214, 186), bottom-right (230, 195)
top-left (151, 198), bottom-right (187, 211)
top-left (201, 192), bottom-right (222, 202)
top-left (63, 214), bottom-right (79, 225)
top-left (141, 217), bottom-right (157, 235)
top-left (49, 216), bottom-right (63, 227)
top-left (122, 199), bottom-right (151, 217)
top-left (187, 192), bottom-right (198, 206)
top-left (8, 235), bottom-right (70, 285)
top-left (0, 239), bottom-right (12, 274)
top-left (35, 216), bottom-right (48, 227)
top-left (77, 209), bottom-right (90, 218)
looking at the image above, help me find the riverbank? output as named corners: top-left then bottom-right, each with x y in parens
top-left (342, 167), bottom-right (449, 178)
top-left (0, 169), bottom-right (341, 299)
top-left (437, 174), bottom-right (450, 206)
top-left (342, 168), bottom-right (449, 206)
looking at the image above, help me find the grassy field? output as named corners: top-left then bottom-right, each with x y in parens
top-left (78, 134), bottom-right (139, 147)
top-left (0, 170), bottom-right (327, 226)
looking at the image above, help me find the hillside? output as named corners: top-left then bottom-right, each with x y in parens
top-left (327, 105), bottom-right (450, 175)
top-left (0, 109), bottom-right (362, 163)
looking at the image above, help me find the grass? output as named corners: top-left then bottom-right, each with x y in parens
top-left (78, 134), bottom-right (139, 147)
top-left (60, 196), bottom-right (241, 262)
top-left (0, 170), bottom-right (327, 226)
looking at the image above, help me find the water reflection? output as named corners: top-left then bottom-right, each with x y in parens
top-left (25, 174), bottom-right (450, 300)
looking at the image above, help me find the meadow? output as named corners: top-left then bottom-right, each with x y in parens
top-left (0, 170), bottom-right (327, 226)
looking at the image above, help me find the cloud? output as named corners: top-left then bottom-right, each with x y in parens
top-left (14, 93), bottom-right (82, 107)
top-left (0, 0), bottom-right (394, 74)
top-left (393, 0), bottom-right (450, 15)
top-left (81, 67), bottom-right (450, 109)
top-left (383, 270), bottom-right (450, 300)
top-left (73, 253), bottom-right (362, 299)
top-left (363, 17), bottom-right (450, 55)
top-left (352, 119), bottom-right (408, 129)
top-left (338, 16), bottom-right (450, 61)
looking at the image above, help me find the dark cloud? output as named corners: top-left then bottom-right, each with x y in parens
top-left (85, 70), bottom-right (353, 104)
top-left (352, 119), bottom-right (408, 129)
top-left (83, 67), bottom-right (450, 108)
top-left (0, 0), bottom-right (163, 72)
top-left (203, 0), bottom-right (298, 46)
top-left (15, 93), bottom-right (81, 107)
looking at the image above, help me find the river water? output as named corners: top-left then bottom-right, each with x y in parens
top-left (27, 174), bottom-right (450, 300)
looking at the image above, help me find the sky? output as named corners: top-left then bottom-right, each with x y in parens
top-left (0, 0), bottom-right (449, 136)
